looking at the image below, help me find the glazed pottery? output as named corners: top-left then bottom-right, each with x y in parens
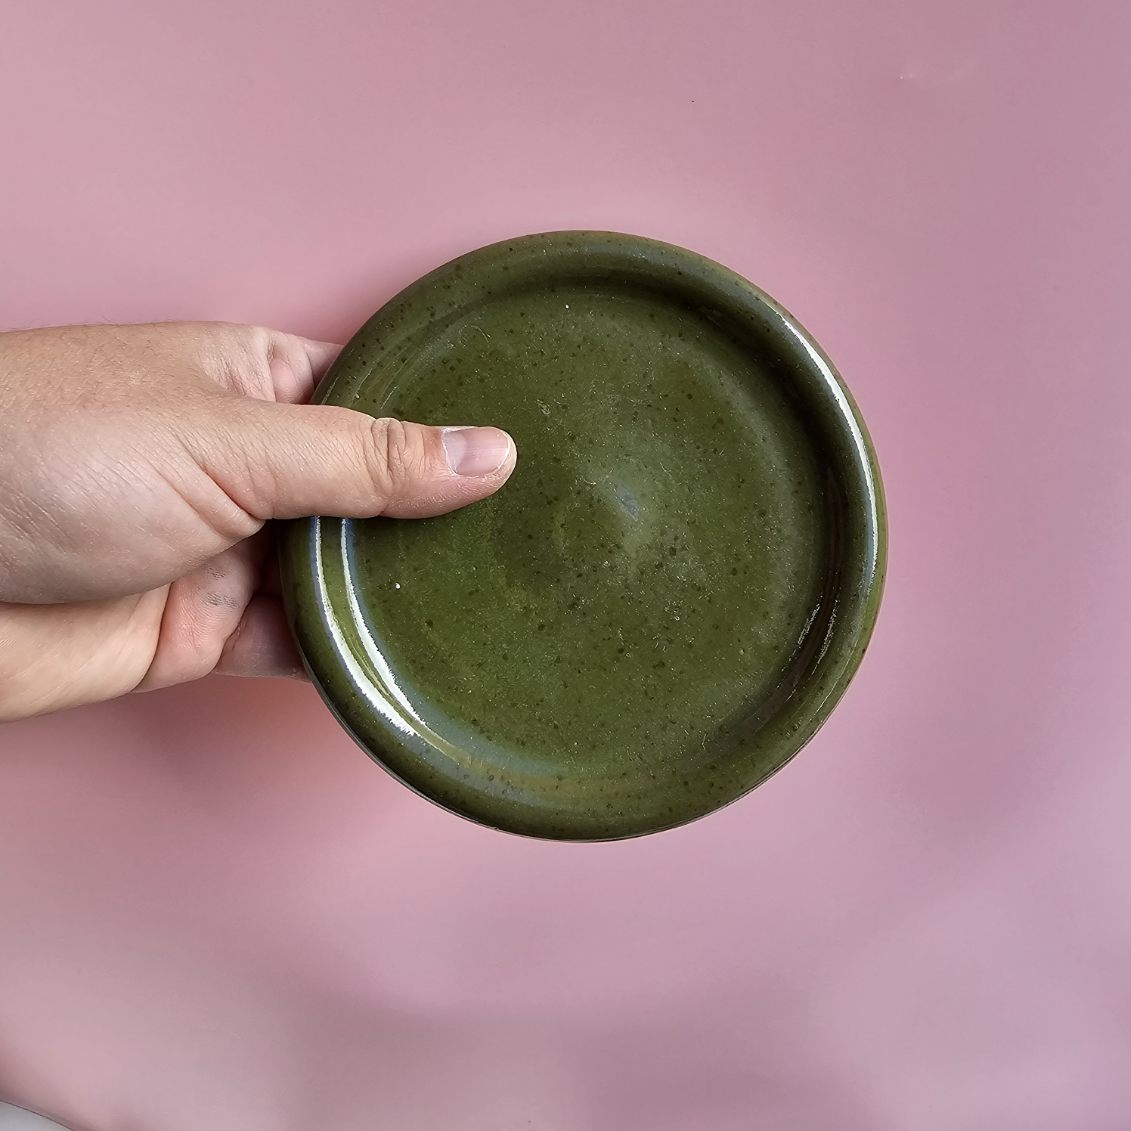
top-left (281, 232), bottom-right (885, 840)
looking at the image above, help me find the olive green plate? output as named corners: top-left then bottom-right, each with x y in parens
top-left (281, 232), bottom-right (885, 841)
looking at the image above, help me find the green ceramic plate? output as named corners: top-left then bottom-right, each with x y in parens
top-left (281, 232), bottom-right (885, 840)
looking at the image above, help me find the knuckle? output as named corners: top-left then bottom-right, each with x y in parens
top-left (365, 417), bottom-right (424, 495)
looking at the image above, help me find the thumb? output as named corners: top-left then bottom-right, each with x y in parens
top-left (211, 401), bottom-right (517, 520)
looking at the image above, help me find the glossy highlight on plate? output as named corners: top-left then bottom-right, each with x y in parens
top-left (281, 232), bottom-right (886, 840)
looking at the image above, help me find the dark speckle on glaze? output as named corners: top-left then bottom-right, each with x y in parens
top-left (280, 231), bottom-right (886, 841)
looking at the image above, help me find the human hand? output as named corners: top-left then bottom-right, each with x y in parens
top-left (0, 323), bottom-right (516, 720)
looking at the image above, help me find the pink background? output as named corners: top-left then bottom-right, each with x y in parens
top-left (2, 2), bottom-right (1130, 1128)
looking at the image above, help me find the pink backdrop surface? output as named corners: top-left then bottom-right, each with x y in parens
top-left (2, 2), bottom-right (1130, 1129)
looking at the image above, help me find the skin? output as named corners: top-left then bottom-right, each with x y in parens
top-left (0, 322), bottom-right (516, 721)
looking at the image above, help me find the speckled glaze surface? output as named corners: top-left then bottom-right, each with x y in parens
top-left (281, 232), bottom-right (885, 840)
